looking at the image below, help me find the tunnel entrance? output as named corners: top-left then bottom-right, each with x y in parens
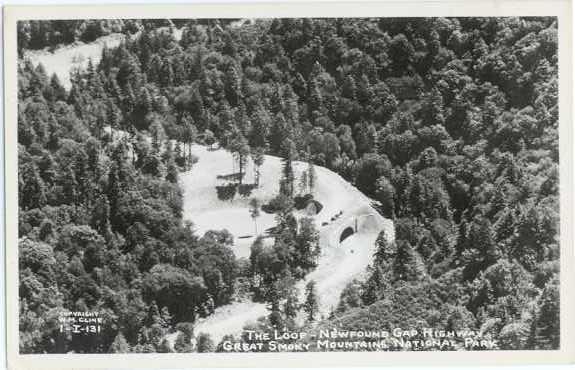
top-left (339, 226), bottom-right (355, 243)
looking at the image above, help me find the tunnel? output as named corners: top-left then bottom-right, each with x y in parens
top-left (339, 226), bottom-right (355, 243)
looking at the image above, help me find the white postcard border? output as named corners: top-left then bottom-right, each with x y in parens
top-left (4, 1), bottom-right (574, 368)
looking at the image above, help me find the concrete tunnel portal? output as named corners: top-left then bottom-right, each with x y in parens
top-left (337, 214), bottom-right (379, 245)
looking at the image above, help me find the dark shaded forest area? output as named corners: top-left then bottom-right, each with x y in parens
top-left (18, 17), bottom-right (559, 353)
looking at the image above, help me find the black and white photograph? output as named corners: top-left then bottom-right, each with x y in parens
top-left (4, 1), bottom-right (574, 367)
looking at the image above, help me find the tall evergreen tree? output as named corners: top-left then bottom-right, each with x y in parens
top-left (281, 139), bottom-right (297, 197)
top-left (304, 280), bottom-right (319, 322)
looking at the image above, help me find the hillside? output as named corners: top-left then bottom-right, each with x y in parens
top-left (177, 144), bottom-right (392, 343)
top-left (24, 27), bottom-right (184, 90)
top-left (25, 33), bottom-right (126, 90)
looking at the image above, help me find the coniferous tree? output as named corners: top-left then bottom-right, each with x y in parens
top-left (281, 139), bottom-right (297, 198)
top-left (251, 147), bottom-right (265, 187)
top-left (228, 132), bottom-right (250, 185)
top-left (392, 240), bottom-right (425, 282)
top-left (19, 162), bottom-right (47, 210)
top-left (307, 161), bottom-right (316, 195)
top-left (249, 198), bottom-right (261, 235)
top-left (375, 176), bottom-right (396, 219)
top-left (374, 230), bottom-right (396, 266)
top-left (165, 145), bottom-right (179, 183)
top-left (533, 279), bottom-right (560, 349)
top-left (296, 217), bottom-right (320, 271)
top-left (304, 280), bottom-right (319, 322)
top-left (284, 285), bottom-right (300, 325)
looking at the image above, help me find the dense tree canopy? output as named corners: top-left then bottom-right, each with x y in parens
top-left (18, 16), bottom-right (559, 352)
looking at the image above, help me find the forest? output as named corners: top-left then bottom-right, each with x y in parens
top-left (17, 16), bottom-right (559, 353)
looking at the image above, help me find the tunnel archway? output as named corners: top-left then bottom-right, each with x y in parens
top-left (339, 226), bottom-right (355, 243)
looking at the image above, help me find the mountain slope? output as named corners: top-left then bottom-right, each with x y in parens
top-left (177, 144), bottom-right (393, 343)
